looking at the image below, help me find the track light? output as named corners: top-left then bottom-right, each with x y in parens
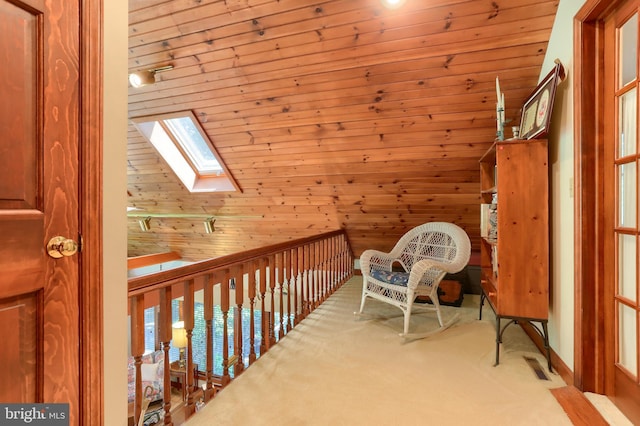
top-left (204, 217), bottom-right (216, 234)
top-left (128, 65), bottom-right (174, 88)
top-left (138, 217), bottom-right (152, 232)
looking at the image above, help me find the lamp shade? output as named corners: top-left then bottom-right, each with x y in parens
top-left (172, 321), bottom-right (187, 348)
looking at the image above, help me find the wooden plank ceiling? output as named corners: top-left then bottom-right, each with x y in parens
top-left (127, 0), bottom-right (559, 262)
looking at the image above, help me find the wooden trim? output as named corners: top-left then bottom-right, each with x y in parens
top-left (128, 229), bottom-right (348, 293)
top-left (128, 251), bottom-right (182, 269)
top-left (520, 323), bottom-right (573, 386)
top-left (550, 386), bottom-right (608, 426)
top-left (80, 0), bottom-right (104, 424)
top-left (573, 0), bottom-right (609, 394)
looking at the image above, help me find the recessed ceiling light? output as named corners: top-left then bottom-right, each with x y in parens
top-left (381, 0), bottom-right (405, 9)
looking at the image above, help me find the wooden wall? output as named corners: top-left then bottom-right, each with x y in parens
top-left (127, 0), bottom-right (559, 261)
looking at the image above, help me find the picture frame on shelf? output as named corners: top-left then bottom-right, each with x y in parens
top-left (519, 62), bottom-right (564, 140)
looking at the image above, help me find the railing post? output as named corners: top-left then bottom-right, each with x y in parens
top-left (129, 294), bottom-right (144, 426)
top-left (158, 287), bottom-right (173, 425)
top-left (202, 274), bottom-right (216, 402)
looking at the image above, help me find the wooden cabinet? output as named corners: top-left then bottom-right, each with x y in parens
top-left (479, 139), bottom-right (551, 368)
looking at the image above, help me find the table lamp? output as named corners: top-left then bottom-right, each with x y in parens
top-left (172, 320), bottom-right (187, 368)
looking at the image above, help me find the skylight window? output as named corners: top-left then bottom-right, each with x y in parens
top-left (131, 111), bottom-right (240, 193)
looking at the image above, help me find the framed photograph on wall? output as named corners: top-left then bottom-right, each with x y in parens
top-left (519, 62), bottom-right (563, 140)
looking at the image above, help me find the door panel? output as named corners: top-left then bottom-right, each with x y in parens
top-left (0, 0), bottom-right (80, 422)
top-left (0, 293), bottom-right (39, 402)
top-left (0, 0), bottom-right (38, 210)
top-left (605, 3), bottom-right (640, 419)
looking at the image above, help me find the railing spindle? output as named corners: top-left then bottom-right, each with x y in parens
top-left (158, 287), bottom-right (173, 424)
top-left (277, 251), bottom-right (285, 339)
top-left (286, 249), bottom-right (293, 331)
top-left (248, 261), bottom-right (257, 365)
top-left (129, 294), bottom-right (145, 426)
top-left (183, 279), bottom-right (196, 417)
top-left (311, 242), bottom-right (317, 310)
top-left (233, 266), bottom-right (245, 376)
top-left (258, 258), bottom-right (267, 355)
top-left (321, 239), bottom-right (328, 302)
top-left (202, 274), bottom-right (215, 401)
top-left (220, 270), bottom-right (231, 386)
top-left (292, 247), bottom-right (300, 326)
top-left (303, 244), bottom-right (310, 318)
top-left (268, 254), bottom-right (276, 346)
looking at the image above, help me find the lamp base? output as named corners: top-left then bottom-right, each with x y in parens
top-left (178, 348), bottom-right (186, 369)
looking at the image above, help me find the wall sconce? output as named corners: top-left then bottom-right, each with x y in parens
top-left (138, 216), bottom-right (152, 232)
top-left (128, 65), bottom-right (174, 88)
top-left (172, 321), bottom-right (187, 368)
top-left (203, 217), bottom-right (216, 234)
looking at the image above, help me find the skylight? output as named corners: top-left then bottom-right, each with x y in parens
top-left (131, 111), bottom-right (240, 193)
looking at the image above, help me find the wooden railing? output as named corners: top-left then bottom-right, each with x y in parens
top-left (128, 230), bottom-right (353, 425)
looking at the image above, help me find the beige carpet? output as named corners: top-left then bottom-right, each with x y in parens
top-left (187, 276), bottom-right (572, 425)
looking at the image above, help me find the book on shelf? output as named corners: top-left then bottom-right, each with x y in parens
top-left (481, 204), bottom-right (490, 238)
top-left (492, 245), bottom-right (498, 277)
top-left (481, 203), bottom-right (498, 242)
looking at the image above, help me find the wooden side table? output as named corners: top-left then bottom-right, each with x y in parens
top-left (169, 361), bottom-right (198, 401)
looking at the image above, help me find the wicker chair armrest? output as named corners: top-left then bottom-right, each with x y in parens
top-left (360, 249), bottom-right (397, 275)
top-left (412, 258), bottom-right (462, 275)
top-left (405, 259), bottom-right (457, 291)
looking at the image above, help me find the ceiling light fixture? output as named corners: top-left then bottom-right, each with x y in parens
top-left (128, 65), bottom-right (174, 88)
top-left (203, 217), bottom-right (216, 234)
top-left (381, 0), bottom-right (406, 9)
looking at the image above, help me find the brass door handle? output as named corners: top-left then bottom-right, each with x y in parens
top-left (47, 236), bottom-right (79, 258)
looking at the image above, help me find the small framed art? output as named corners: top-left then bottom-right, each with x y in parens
top-left (519, 62), bottom-right (564, 140)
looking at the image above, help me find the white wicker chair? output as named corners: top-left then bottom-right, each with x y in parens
top-left (358, 222), bottom-right (471, 337)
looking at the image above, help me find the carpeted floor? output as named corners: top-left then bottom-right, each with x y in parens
top-left (186, 276), bottom-right (575, 425)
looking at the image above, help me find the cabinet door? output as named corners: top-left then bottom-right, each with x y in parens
top-left (495, 141), bottom-right (549, 319)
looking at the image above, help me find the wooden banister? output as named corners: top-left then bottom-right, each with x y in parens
top-left (126, 230), bottom-right (353, 424)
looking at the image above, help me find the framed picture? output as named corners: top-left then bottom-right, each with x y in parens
top-left (519, 63), bottom-right (563, 140)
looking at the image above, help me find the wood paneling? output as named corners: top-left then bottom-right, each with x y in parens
top-left (127, 0), bottom-right (559, 261)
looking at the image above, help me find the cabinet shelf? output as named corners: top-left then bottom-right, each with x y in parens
top-left (481, 237), bottom-right (497, 246)
top-left (480, 186), bottom-right (497, 195)
top-left (478, 139), bottom-right (551, 369)
top-left (478, 139), bottom-right (549, 320)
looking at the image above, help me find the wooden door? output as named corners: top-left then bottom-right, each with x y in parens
top-left (0, 0), bottom-right (80, 422)
top-left (603, 1), bottom-right (640, 418)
